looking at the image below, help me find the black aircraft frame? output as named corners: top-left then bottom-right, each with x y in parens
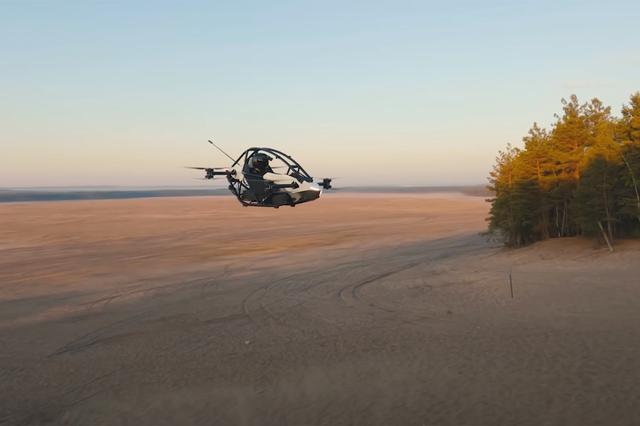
top-left (227, 147), bottom-right (315, 207)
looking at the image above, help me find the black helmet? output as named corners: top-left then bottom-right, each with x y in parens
top-left (251, 153), bottom-right (270, 170)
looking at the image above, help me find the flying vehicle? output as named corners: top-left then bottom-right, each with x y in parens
top-left (188, 141), bottom-right (324, 208)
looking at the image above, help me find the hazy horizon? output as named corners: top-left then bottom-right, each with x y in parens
top-left (2, 0), bottom-right (639, 187)
top-left (0, 182), bottom-right (487, 191)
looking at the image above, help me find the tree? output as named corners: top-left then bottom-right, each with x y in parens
top-left (574, 155), bottom-right (622, 247)
top-left (546, 95), bottom-right (595, 237)
top-left (616, 93), bottom-right (640, 225)
top-left (520, 123), bottom-right (553, 238)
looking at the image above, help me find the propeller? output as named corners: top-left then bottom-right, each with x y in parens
top-left (185, 166), bottom-right (232, 180)
top-left (317, 177), bottom-right (334, 190)
top-left (185, 166), bottom-right (229, 170)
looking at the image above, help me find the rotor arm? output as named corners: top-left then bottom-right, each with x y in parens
top-left (186, 167), bottom-right (234, 180)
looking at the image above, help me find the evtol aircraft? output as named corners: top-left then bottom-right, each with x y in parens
top-left (188, 141), bottom-right (333, 208)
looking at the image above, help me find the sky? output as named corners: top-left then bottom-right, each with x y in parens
top-left (1, 0), bottom-right (639, 187)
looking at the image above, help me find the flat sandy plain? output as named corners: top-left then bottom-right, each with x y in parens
top-left (1, 194), bottom-right (639, 425)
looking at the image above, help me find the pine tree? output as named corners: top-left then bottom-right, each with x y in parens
top-left (619, 92), bottom-right (640, 143)
top-left (574, 155), bottom-right (621, 245)
top-left (520, 123), bottom-right (553, 238)
top-left (616, 93), bottom-right (640, 226)
top-left (547, 95), bottom-right (591, 237)
top-left (488, 145), bottom-right (519, 245)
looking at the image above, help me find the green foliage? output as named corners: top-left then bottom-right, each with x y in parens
top-left (488, 92), bottom-right (640, 247)
top-left (573, 155), bottom-right (621, 239)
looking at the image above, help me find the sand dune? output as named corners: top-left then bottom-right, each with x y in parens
top-left (1, 194), bottom-right (639, 425)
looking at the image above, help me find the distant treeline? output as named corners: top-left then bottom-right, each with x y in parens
top-left (336, 185), bottom-right (489, 196)
top-left (0, 189), bottom-right (228, 203)
top-left (488, 92), bottom-right (640, 248)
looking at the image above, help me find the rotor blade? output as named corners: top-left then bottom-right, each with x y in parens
top-left (208, 140), bottom-right (236, 163)
top-left (192, 177), bottom-right (227, 182)
top-left (184, 166), bottom-right (228, 170)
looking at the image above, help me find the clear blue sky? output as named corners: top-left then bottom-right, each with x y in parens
top-left (2, 0), bottom-right (639, 187)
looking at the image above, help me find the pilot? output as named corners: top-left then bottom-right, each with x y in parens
top-left (248, 153), bottom-right (271, 176)
top-left (243, 153), bottom-right (273, 202)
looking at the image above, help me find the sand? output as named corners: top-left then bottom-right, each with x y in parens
top-left (1, 194), bottom-right (639, 425)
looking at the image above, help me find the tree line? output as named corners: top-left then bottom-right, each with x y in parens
top-left (488, 92), bottom-right (640, 248)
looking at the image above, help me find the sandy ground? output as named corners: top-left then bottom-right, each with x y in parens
top-left (1, 194), bottom-right (639, 425)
